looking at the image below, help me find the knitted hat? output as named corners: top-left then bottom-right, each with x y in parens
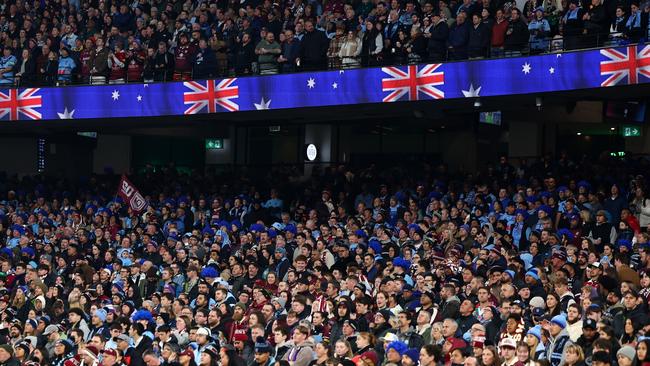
top-left (386, 341), bottom-right (408, 356)
top-left (526, 325), bottom-right (542, 341)
top-left (254, 336), bottom-right (273, 354)
top-left (550, 314), bottom-right (567, 328)
top-left (529, 296), bottom-right (546, 309)
top-left (93, 309), bottom-right (107, 322)
top-left (403, 349), bottom-right (419, 364)
top-left (617, 346), bottom-right (636, 362)
top-left (525, 269), bottom-right (540, 281)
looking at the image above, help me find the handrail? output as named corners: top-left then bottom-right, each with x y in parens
top-left (1, 31), bottom-right (645, 89)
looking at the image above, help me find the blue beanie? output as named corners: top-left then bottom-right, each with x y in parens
top-left (525, 269), bottom-right (540, 281)
top-left (527, 325), bottom-right (542, 341)
top-left (392, 257), bottom-right (411, 270)
top-left (386, 341), bottom-right (408, 356)
top-left (504, 270), bottom-right (515, 280)
top-left (617, 239), bottom-right (633, 250)
top-left (285, 224), bottom-right (297, 234)
top-left (94, 309), bottom-right (107, 322)
top-left (201, 267), bottom-right (219, 278)
top-left (369, 239), bottom-right (382, 254)
top-left (538, 205), bottom-right (552, 215)
top-left (250, 223), bottom-right (265, 232)
top-left (132, 309), bottom-right (154, 323)
top-left (557, 228), bottom-right (575, 241)
top-left (550, 314), bottom-right (567, 328)
top-left (404, 348), bottom-right (420, 363)
top-left (21, 247), bottom-right (35, 257)
top-left (0, 248), bottom-right (13, 258)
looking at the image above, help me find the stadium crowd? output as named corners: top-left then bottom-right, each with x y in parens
top-left (1, 154), bottom-right (650, 366)
top-left (0, 0), bottom-right (648, 85)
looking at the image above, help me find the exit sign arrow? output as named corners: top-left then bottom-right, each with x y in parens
top-left (622, 126), bottom-right (642, 137)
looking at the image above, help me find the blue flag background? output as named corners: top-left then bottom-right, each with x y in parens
top-left (0, 45), bottom-right (647, 121)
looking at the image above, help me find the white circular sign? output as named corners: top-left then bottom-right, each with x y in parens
top-left (306, 144), bottom-right (317, 161)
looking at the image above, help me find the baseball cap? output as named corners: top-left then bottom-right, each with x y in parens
top-left (43, 324), bottom-right (59, 335)
top-left (116, 334), bottom-right (130, 343)
top-left (102, 349), bottom-right (118, 357)
top-left (196, 327), bottom-right (211, 337)
top-left (583, 318), bottom-right (597, 330)
top-left (179, 348), bottom-right (195, 358)
top-left (380, 332), bottom-right (399, 342)
top-left (499, 338), bottom-right (517, 349)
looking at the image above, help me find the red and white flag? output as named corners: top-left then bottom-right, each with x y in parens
top-left (117, 175), bottom-right (148, 214)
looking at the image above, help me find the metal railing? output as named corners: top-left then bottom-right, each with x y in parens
top-left (2, 31), bottom-right (645, 89)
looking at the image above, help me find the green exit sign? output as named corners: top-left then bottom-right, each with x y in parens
top-left (205, 139), bottom-right (223, 149)
top-left (622, 126), bottom-right (642, 137)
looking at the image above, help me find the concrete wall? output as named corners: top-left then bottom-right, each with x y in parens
top-left (509, 121), bottom-right (541, 158)
top-left (93, 135), bottom-right (132, 174)
top-left (304, 124), bottom-right (333, 162)
top-left (0, 137), bottom-right (38, 176)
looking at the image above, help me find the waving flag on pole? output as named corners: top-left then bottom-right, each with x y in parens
top-left (117, 175), bottom-right (148, 214)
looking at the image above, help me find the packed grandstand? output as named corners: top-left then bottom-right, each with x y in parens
top-left (0, 155), bottom-right (647, 366)
top-left (0, 0), bottom-right (646, 86)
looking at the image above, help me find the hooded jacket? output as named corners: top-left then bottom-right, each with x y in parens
top-left (282, 339), bottom-right (316, 366)
top-left (546, 328), bottom-right (572, 366)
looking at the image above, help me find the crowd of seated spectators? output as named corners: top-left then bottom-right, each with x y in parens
top-left (2, 153), bottom-right (650, 365)
top-left (0, 0), bottom-right (648, 86)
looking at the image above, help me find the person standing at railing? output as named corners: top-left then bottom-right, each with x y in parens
top-left (583, 0), bottom-right (609, 47)
top-left (427, 11), bottom-right (449, 62)
top-left (108, 43), bottom-right (127, 84)
top-left (278, 29), bottom-right (301, 73)
top-left (406, 28), bottom-right (427, 63)
top-left (90, 38), bottom-right (110, 84)
top-left (327, 24), bottom-right (346, 69)
top-left (361, 20), bottom-right (385, 66)
top-left (297, 20), bottom-right (329, 70)
top-left (504, 8), bottom-right (529, 56)
top-left (562, 0), bottom-right (585, 50)
top-left (392, 29), bottom-right (411, 64)
top-left (14, 48), bottom-right (36, 86)
top-left (126, 43), bottom-right (145, 82)
top-left (468, 13), bottom-right (490, 59)
top-left (449, 11), bottom-right (471, 60)
top-left (193, 38), bottom-right (217, 79)
top-left (339, 30), bottom-right (362, 68)
top-left (43, 50), bottom-right (59, 86)
top-left (56, 47), bottom-right (76, 85)
top-left (0, 47), bottom-right (17, 85)
top-left (624, 2), bottom-right (644, 42)
top-left (173, 33), bottom-right (196, 81)
top-left (256, 31), bottom-right (282, 74)
top-left (529, 8), bottom-right (551, 54)
top-left (610, 6), bottom-right (628, 40)
top-left (234, 33), bottom-right (256, 75)
top-left (153, 41), bottom-right (174, 81)
top-left (490, 9), bottom-right (509, 57)
top-left (77, 39), bottom-right (93, 84)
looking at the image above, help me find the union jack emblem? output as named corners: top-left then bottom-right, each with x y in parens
top-left (183, 79), bottom-right (239, 114)
top-left (0, 88), bottom-right (42, 120)
top-left (381, 64), bottom-right (444, 102)
top-left (600, 45), bottom-right (650, 87)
